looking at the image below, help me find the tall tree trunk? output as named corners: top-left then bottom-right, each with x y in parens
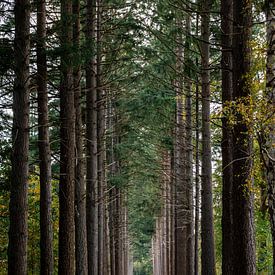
top-left (37, 0), bottom-right (54, 273)
top-left (263, 0), bottom-right (275, 272)
top-left (59, 0), bottom-right (75, 273)
top-left (221, 0), bottom-right (233, 273)
top-left (231, 0), bottom-right (256, 273)
top-left (184, 10), bottom-right (194, 275)
top-left (86, 0), bottom-right (99, 273)
top-left (96, 0), bottom-right (106, 273)
top-left (8, 0), bottom-right (30, 274)
top-left (174, 17), bottom-right (187, 275)
top-left (194, 11), bottom-right (200, 275)
top-left (200, 0), bottom-right (216, 274)
top-left (194, 78), bottom-right (200, 275)
top-left (73, 0), bottom-right (88, 274)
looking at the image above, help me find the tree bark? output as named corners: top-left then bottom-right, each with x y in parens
top-left (200, 0), bottom-right (216, 273)
top-left (8, 0), bottom-right (30, 274)
top-left (194, 11), bottom-right (200, 275)
top-left (174, 17), bottom-right (187, 275)
top-left (86, 0), bottom-right (99, 273)
top-left (184, 10), bottom-right (194, 275)
top-left (263, 0), bottom-right (275, 273)
top-left (73, 0), bottom-right (88, 273)
top-left (231, 0), bottom-right (256, 273)
top-left (96, 1), bottom-right (106, 272)
top-left (59, 0), bottom-right (75, 273)
top-left (194, 79), bottom-right (200, 275)
top-left (37, 0), bottom-right (54, 273)
top-left (221, 0), bottom-right (234, 273)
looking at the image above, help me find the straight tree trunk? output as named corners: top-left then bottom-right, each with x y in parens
top-left (194, 78), bottom-right (200, 275)
top-left (194, 12), bottom-right (200, 275)
top-left (73, 0), bottom-right (88, 273)
top-left (200, 0), bottom-right (216, 273)
top-left (8, 0), bottom-right (30, 274)
top-left (59, 0), bottom-right (75, 273)
top-left (184, 10), bottom-right (194, 275)
top-left (174, 17), bottom-right (187, 275)
top-left (86, 0), bottom-right (99, 273)
top-left (37, 0), bottom-right (54, 273)
top-left (231, 0), bottom-right (256, 273)
top-left (263, 0), bottom-right (275, 272)
top-left (96, 0), bottom-right (105, 272)
top-left (221, 0), bottom-right (234, 273)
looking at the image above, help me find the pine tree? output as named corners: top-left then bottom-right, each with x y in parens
top-left (231, 0), bottom-right (256, 273)
top-left (221, 0), bottom-right (233, 273)
top-left (59, 0), bottom-right (75, 273)
top-left (200, 0), bottom-right (216, 273)
top-left (8, 0), bottom-right (30, 273)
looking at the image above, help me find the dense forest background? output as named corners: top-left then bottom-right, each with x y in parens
top-left (0, 0), bottom-right (274, 274)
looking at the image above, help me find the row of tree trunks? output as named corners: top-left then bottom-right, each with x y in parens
top-left (153, 9), bottom-right (196, 275)
top-left (152, 151), bottom-right (172, 275)
top-left (8, 0), bottom-right (134, 274)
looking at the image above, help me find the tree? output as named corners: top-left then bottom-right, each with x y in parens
top-left (8, 0), bottom-right (30, 274)
top-left (59, 0), bottom-right (75, 273)
top-left (86, 0), bottom-right (99, 273)
top-left (231, 0), bottom-right (256, 273)
top-left (73, 0), bottom-right (88, 273)
top-left (220, 0), bottom-right (233, 273)
top-left (200, 0), bottom-right (216, 273)
top-left (36, 0), bottom-right (54, 273)
top-left (262, 0), bottom-right (275, 272)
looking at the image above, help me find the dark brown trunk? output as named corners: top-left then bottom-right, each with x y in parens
top-left (8, 0), bottom-right (30, 274)
top-left (263, 0), bottom-right (275, 273)
top-left (59, 0), bottom-right (75, 273)
top-left (174, 17), bottom-right (187, 275)
top-left (194, 12), bottom-right (200, 275)
top-left (231, 0), bottom-right (256, 273)
top-left (86, 0), bottom-right (99, 273)
top-left (37, 0), bottom-right (54, 273)
top-left (194, 80), bottom-right (200, 275)
top-left (96, 0), bottom-right (106, 272)
top-left (221, 0), bottom-right (234, 273)
top-left (73, 0), bottom-right (88, 273)
top-left (200, 0), bottom-right (216, 273)
top-left (184, 11), bottom-right (194, 275)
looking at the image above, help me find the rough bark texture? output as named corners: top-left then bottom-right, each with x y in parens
top-left (73, 0), bottom-right (88, 273)
top-left (8, 1), bottom-right (30, 274)
top-left (174, 17), bottom-right (187, 275)
top-left (194, 12), bottom-right (200, 275)
top-left (194, 81), bottom-right (200, 275)
top-left (264, 0), bottom-right (275, 273)
top-left (184, 11), bottom-right (194, 275)
top-left (37, 0), bottom-right (54, 273)
top-left (232, 0), bottom-right (256, 273)
top-left (86, 0), bottom-right (99, 273)
top-left (200, 0), bottom-right (216, 274)
top-left (221, 0), bottom-right (234, 273)
top-left (59, 0), bottom-right (75, 273)
top-left (96, 1), bottom-right (106, 273)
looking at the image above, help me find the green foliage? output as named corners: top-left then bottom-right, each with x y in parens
top-left (0, 172), bottom-right (59, 273)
